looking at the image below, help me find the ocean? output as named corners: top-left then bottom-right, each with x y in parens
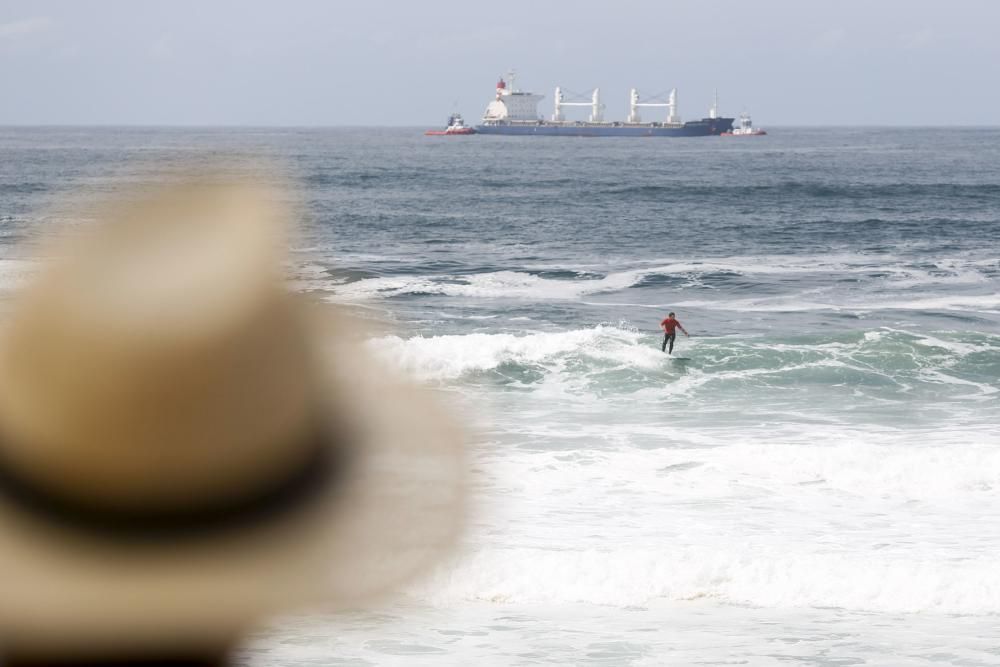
top-left (2, 126), bottom-right (999, 665)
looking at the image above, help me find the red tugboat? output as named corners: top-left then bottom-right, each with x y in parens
top-left (425, 113), bottom-right (477, 136)
top-left (721, 112), bottom-right (767, 136)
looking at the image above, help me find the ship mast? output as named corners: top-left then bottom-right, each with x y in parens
top-left (552, 86), bottom-right (604, 122)
top-left (629, 87), bottom-right (681, 124)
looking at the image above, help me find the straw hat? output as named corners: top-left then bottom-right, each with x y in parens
top-left (0, 179), bottom-right (464, 659)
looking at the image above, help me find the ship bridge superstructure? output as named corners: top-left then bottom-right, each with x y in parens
top-left (482, 73), bottom-right (545, 122)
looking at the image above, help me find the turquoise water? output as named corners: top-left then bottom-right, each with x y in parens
top-left (2, 127), bottom-right (999, 665)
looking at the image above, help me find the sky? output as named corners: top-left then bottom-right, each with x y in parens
top-left (1, 0), bottom-right (998, 126)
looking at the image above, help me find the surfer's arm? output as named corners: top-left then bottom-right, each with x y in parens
top-left (679, 323), bottom-right (689, 336)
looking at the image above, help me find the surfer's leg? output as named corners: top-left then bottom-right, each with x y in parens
top-left (668, 334), bottom-right (675, 355)
top-left (661, 334), bottom-right (668, 352)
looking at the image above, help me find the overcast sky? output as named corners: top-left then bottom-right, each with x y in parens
top-left (1, 0), bottom-right (998, 126)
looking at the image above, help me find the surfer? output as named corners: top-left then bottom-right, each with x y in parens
top-left (660, 312), bottom-right (688, 354)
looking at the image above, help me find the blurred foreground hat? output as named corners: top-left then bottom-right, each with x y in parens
top-left (0, 178), bottom-right (464, 659)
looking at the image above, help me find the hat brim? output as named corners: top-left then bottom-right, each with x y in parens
top-left (0, 307), bottom-right (465, 657)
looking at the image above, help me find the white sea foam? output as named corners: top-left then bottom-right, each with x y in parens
top-left (669, 292), bottom-right (1000, 313)
top-left (368, 325), bottom-right (661, 381)
top-left (890, 329), bottom-right (995, 356)
top-left (376, 317), bottom-right (1000, 618)
top-left (419, 545), bottom-right (1000, 614)
top-left (552, 252), bottom-right (906, 277)
top-left (415, 435), bottom-right (1000, 614)
top-left (325, 252), bottom-right (1000, 316)
top-left (332, 269), bottom-right (647, 301)
top-left (479, 435), bottom-right (1000, 509)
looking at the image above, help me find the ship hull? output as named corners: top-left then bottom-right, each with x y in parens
top-left (475, 117), bottom-right (734, 137)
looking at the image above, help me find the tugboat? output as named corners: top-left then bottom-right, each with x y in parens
top-left (721, 112), bottom-right (766, 136)
top-left (425, 113), bottom-right (477, 136)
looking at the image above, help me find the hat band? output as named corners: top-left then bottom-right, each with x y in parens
top-left (0, 431), bottom-right (342, 542)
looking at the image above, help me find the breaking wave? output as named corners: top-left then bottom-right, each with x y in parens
top-left (369, 325), bottom-right (1000, 403)
top-left (328, 253), bottom-right (999, 315)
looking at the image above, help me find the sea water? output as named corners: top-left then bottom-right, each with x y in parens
top-left (1, 127), bottom-right (999, 665)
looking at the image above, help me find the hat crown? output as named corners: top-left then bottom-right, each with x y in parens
top-left (0, 183), bottom-right (318, 515)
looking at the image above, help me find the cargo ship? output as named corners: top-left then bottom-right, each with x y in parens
top-left (476, 73), bottom-right (734, 137)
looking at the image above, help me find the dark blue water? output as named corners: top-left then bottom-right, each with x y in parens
top-left (2, 125), bottom-right (998, 437)
top-left (2, 127), bottom-right (1000, 665)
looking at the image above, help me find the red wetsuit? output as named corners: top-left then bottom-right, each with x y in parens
top-left (660, 317), bottom-right (681, 334)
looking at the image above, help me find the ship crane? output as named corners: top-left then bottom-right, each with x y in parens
top-left (627, 88), bottom-right (680, 124)
top-left (552, 87), bottom-right (604, 122)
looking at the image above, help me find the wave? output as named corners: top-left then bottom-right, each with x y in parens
top-left (332, 269), bottom-right (648, 301)
top-left (325, 253), bottom-right (998, 307)
top-left (370, 324), bottom-right (661, 381)
top-left (418, 545), bottom-right (1000, 614)
top-left (667, 292), bottom-right (1000, 314)
top-left (369, 326), bottom-right (1000, 400)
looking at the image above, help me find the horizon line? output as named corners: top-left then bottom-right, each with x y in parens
top-left (2, 123), bottom-right (1000, 130)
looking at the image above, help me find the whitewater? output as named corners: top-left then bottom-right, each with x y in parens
top-left (2, 126), bottom-right (999, 665)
